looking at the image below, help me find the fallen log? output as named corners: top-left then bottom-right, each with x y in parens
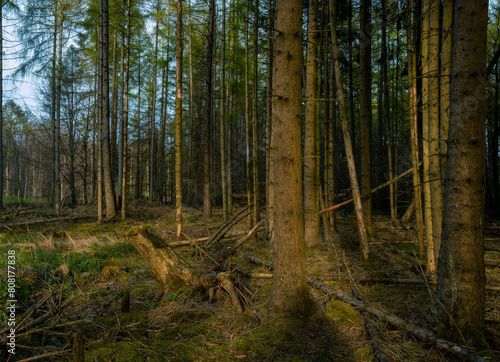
top-left (130, 227), bottom-right (253, 306)
top-left (243, 272), bottom-right (500, 292)
top-left (0, 215), bottom-right (95, 229)
top-left (351, 283), bottom-right (391, 362)
top-left (241, 254), bottom-right (493, 360)
top-left (130, 227), bottom-right (201, 293)
top-left (307, 278), bottom-right (489, 362)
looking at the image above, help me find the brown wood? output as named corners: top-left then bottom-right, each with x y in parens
top-left (213, 220), bottom-right (265, 264)
top-left (319, 165), bottom-right (418, 215)
top-left (308, 278), bottom-right (489, 361)
top-left (73, 332), bottom-right (84, 362)
top-left (167, 227), bottom-right (264, 247)
top-left (401, 198), bottom-right (416, 223)
top-left (121, 290), bottom-right (130, 313)
top-left (130, 227), bottom-right (196, 294)
top-left (329, 0), bottom-right (369, 260)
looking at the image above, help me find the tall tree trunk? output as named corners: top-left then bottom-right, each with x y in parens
top-left (111, 27), bottom-right (118, 189)
top-left (327, 47), bottom-right (337, 234)
top-left (359, 0), bottom-right (372, 234)
top-left (203, 0), bottom-right (215, 218)
top-left (175, 0), bottom-right (183, 237)
top-left (69, 65), bottom-right (76, 205)
top-left (440, 0), bottom-right (452, 181)
top-left (330, 0), bottom-right (369, 261)
top-left (220, 0), bottom-right (228, 222)
top-left (381, 0), bottom-right (395, 220)
top-left (135, 54), bottom-right (142, 200)
top-left (304, 0), bottom-right (319, 247)
top-left (436, 0), bottom-right (488, 348)
top-left (245, 0), bottom-right (252, 226)
top-left (428, 0), bottom-right (442, 272)
top-left (266, 0), bottom-right (274, 243)
top-left (406, 0), bottom-right (425, 257)
top-left (187, 0), bottom-right (194, 207)
top-left (252, 0), bottom-right (260, 225)
top-left (0, 3), bottom-right (3, 209)
top-left (122, 0), bottom-right (131, 220)
top-left (97, 12), bottom-right (103, 222)
top-left (421, 0), bottom-right (434, 272)
top-left (149, 5), bottom-right (160, 203)
top-left (52, 9), bottom-right (60, 213)
top-left (348, 0), bottom-right (355, 149)
top-left (272, 0), bottom-right (313, 315)
top-left (118, 29), bottom-right (126, 209)
top-left (101, 0), bottom-right (116, 218)
top-left (55, 10), bottom-right (64, 212)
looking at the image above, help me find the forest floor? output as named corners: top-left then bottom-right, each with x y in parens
top-left (0, 202), bottom-right (499, 361)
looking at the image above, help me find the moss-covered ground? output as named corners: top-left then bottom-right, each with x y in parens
top-left (0, 204), bottom-right (498, 361)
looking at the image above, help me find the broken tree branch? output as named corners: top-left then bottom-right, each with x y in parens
top-left (212, 220), bottom-right (266, 265)
top-left (205, 203), bottom-right (254, 249)
top-left (168, 227), bottom-right (265, 247)
top-left (319, 165), bottom-right (420, 215)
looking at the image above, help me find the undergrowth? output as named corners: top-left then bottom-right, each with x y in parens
top-left (0, 207), bottom-right (497, 361)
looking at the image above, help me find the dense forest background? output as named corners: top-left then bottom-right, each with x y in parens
top-left (1, 0), bottom-right (497, 222)
top-left (0, 0), bottom-right (499, 360)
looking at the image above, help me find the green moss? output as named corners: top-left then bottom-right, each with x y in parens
top-left (86, 340), bottom-right (165, 361)
top-left (354, 346), bottom-right (373, 361)
top-left (325, 300), bottom-right (362, 327)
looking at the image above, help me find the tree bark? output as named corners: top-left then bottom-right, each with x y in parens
top-left (245, 0), bottom-right (252, 226)
top-left (436, 0), bottom-right (488, 349)
top-left (266, 0), bottom-right (274, 243)
top-left (203, 0), bottom-right (215, 219)
top-left (121, 0), bottom-right (131, 220)
top-left (421, 0), bottom-right (434, 272)
top-left (359, 0), bottom-right (372, 234)
top-left (304, 0), bottom-right (320, 247)
top-left (381, 0), bottom-right (395, 220)
top-left (252, 0), bottom-right (260, 226)
top-left (149, 3), bottom-right (160, 204)
top-left (428, 0), bottom-right (442, 272)
top-left (101, 0), bottom-right (116, 219)
top-left (272, 0), bottom-right (314, 315)
top-left (406, 0), bottom-right (425, 257)
top-left (220, 0), bottom-right (228, 222)
top-left (175, 0), bottom-right (183, 237)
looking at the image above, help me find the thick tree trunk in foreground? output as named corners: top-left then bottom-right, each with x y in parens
top-left (272, 0), bottom-right (314, 316)
top-left (436, 0), bottom-right (488, 349)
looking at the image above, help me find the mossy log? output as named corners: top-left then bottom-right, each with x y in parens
top-left (131, 228), bottom-right (196, 292)
top-left (130, 227), bottom-right (235, 296)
